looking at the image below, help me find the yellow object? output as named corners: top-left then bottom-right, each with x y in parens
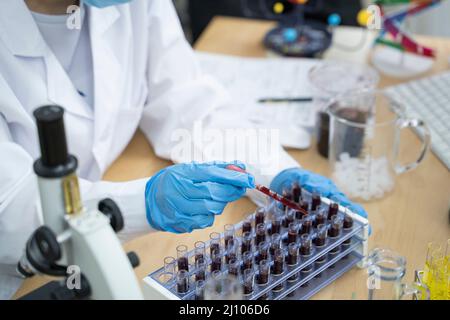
top-left (357, 9), bottom-right (372, 27)
top-left (273, 2), bottom-right (284, 14)
top-left (422, 241), bottom-right (450, 300)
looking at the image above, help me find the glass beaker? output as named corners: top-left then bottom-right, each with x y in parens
top-left (367, 248), bottom-right (429, 300)
top-left (308, 61), bottom-right (379, 158)
top-left (328, 90), bottom-right (430, 201)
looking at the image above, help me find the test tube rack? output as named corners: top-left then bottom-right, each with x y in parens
top-left (143, 190), bottom-right (369, 300)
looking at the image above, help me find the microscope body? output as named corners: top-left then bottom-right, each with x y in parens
top-left (18, 105), bottom-right (143, 300)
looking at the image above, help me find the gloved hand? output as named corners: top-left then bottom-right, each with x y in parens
top-left (270, 168), bottom-right (367, 219)
top-left (145, 161), bottom-right (255, 233)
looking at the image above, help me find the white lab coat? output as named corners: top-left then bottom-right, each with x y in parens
top-left (0, 0), bottom-right (298, 299)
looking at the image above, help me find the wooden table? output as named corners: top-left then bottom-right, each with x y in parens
top-left (15, 17), bottom-right (450, 300)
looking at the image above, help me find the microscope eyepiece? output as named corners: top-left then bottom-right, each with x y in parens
top-left (34, 105), bottom-right (68, 167)
top-left (33, 105), bottom-right (77, 178)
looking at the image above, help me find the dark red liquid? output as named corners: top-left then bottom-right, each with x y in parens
top-left (257, 250), bottom-right (268, 264)
top-left (242, 258), bottom-right (253, 273)
top-left (300, 220), bottom-right (312, 235)
top-left (300, 243), bottom-right (311, 256)
top-left (270, 220), bottom-right (281, 235)
top-left (210, 243), bottom-right (220, 256)
top-left (177, 279), bottom-right (188, 294)
top-left (243, 283), bottom-right (253, 295)
top-left (314, 236), bottom-right (326, 247)
top-left (195, 270), bottom-right (206, 282)
top-left (283, 213), bottom-right (295, 228)
top-left (242, 221), bottom-right (252, 234)
top-left (177, 257), bottom-right (189, 272)
top-left (195, 254), bottom-right (204, 264)
top-left (311, 194), bottom-right (321, 211)
top-left (328, 226), bottom-right (340, 238)
top-left (258, 271), bottom-right (269, 285)
top-left (287, 231), bottom-right (297, 244)
top-left (292, 183), bottom-right (301, 203)
top-left (224, 236), bottom-right (234, 248)
top-left (256, 231), bottom-right (266, 245)
top-left (343, 215), bottom-right (353, 229)
top-left (241, 240), bottom-right (252, 254)
top-left (226, 253), bottom-right (237, 264)
top-left (287, 252), bottom-right (298, 266)
top-left (255, 210), bottom-right (265, 226)
top-left (272, 258), bottom-right (284, 275)
top-left (228, 264), bottom-right (239, 276)
top-left (314, 214), bottom-right (325, 227)
top-left (328, 203), bottom-right (339, 220)
top-left (211, 256), bottom-right (222, 272)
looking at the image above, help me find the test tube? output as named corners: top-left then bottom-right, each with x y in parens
top-left (241, 231), bottom-right (252, 254)
top-left (177, 244), bottom-right (189, 272)
top-left (224, 224), bottom-right (235, 248)
top-left (271, 249), bottom-right (285, 292)
top-left (314, 224), bottom-right (328, 276)
top-left (342, 214), bottom-right (354, 246)
top-left (257, 259), bottom-right (270, 285)
top-left (226, 238), bottom-right (238, 264)
top-left (300, 234), bottom-right (312, 256)
top-left (270, 214), bottom-right (282, 235)
top-left (299, 215), bottom-right (312, 235)
top-left (257, 241), bottom-right (269, 264)
top-left (209, 232), bottom-right (221, 256)
top-left (161, 256), bottom-right (176, 283)
top-left (297, 200), bottom-right (309, 219)
top-left (243, 268), bottom-right (255, 296)
top-left (195, 280), bottom-right (205, 300)
top-left (194, 241), bottom-right (206, 264)
top-left (328, 216), bottom-right (344, 265)
top-left (314, 208), bottom-right (327, 227)
top-left (283, 209), bottom-right (295, 228)
top-left (287, 222), bottom-right (298, 245)
top-left (176, 270), bottom-right (189, 294)
top-left (228, 258), bottom-right (240, 277)
top-left (328, 202), bottom-right (339, 220)
top-left (255, 223), bottom-right (266, 245)
top-left (300, 234), bottom-right (313, 286)
top-left (211, 251), bottom-right (223, 272)
top-left (328, 215), bottom-right (344, 238)
top-left (195, 259), bottom-right (207, 282)
top-left (287, 243), bottom-right (299, 284)
top-left (281, 189), bottom-right (293, 210)
top-left (311, 191), bottom-right (321, 211)
top-left (270, 233), bottom-right (282, 256)
top-left (257, 260), bottom-right (270, 300)
top-left (242, 251), bottom-right (253, 273)
top-left (255, 207), bottom-right (266, 227)
top-left (242, 215), bottom-right (253, 234)
top-left (287, 242), bottom-right (299, 266)
top-left (292, 182), bottom-right (302, 203)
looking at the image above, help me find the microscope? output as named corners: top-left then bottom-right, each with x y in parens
top-left (16, 105), bottom-right (143, 300)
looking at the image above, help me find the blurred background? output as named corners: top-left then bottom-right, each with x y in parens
top-left (172, 0), bottom-right (450, 44)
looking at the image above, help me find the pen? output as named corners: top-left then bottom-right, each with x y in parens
top-left (258, 97), bottom-right (313, 103)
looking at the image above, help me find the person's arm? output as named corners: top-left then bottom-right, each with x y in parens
top-left (0, 112), bottom-right (156, 298)
top-left (139, 0), bottom-right (299, 206)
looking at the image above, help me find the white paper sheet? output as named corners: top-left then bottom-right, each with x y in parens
top-left (195, 52), bottom-right (321, 149)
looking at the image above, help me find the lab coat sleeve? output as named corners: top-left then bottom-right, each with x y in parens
top-left (139, 0), bottom-right (300, 206)
top-left (0, 115), bottom-right (153, 298)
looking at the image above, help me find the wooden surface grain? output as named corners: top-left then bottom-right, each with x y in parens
top-left (15, 17), bottom-right (450, 300)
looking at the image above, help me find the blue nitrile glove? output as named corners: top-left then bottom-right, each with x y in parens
top-left (270, 168), bottom-right (368, 219)
top-left (145, 161), bottom-right (255, 234)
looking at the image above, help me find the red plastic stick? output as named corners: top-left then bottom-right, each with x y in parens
top-left (226, 165), bottom-right (308, 215)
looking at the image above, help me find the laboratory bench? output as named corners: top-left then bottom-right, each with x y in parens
top-left (15, 17), bottom-right (450, 300)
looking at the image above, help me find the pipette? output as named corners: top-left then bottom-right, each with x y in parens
top-left (226, 164), bottom-right (308, 215)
